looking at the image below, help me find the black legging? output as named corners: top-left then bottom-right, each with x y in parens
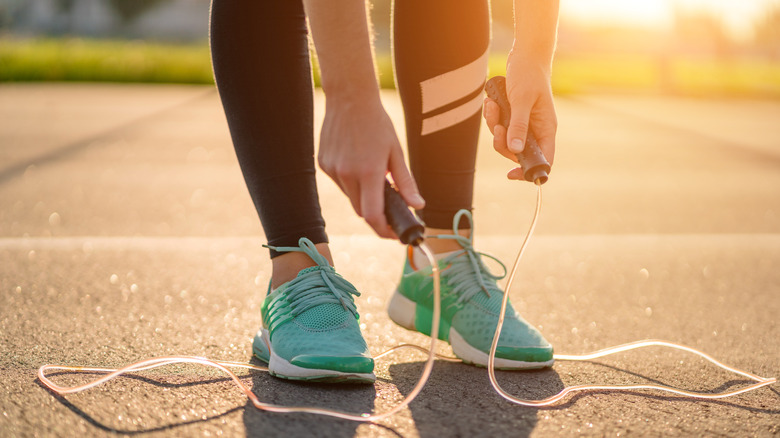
top-left (210, 0), bottom-right (489, 257)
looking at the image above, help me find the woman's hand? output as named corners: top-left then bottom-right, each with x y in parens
top-left (304, 0), bottom-right (423, 238)
top-left (318, 96), bottom-right (424, 238)
top-left (483, 54), bottom-right (557, 181)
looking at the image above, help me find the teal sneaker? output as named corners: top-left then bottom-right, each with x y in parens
top-left (252, 238), bottom-right (375, 383)
top-left (387, 210), bottom-right (554, 370)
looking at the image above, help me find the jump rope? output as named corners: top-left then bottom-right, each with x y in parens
top-left (38, 77), bottom-right (776, 422)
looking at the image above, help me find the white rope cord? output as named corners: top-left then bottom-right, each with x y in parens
top-left (38, 185), bottom-right (776, 419)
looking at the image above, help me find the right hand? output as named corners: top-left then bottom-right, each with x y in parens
top-left (483, 54), bottom-right (557, 181)
top-left (317, 96), bottom-right (425, 238)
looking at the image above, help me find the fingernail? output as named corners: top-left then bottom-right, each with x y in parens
top-left (510, 139), bottom-right (524, 153)
top-left (411, 193), bottom-right (425, 206)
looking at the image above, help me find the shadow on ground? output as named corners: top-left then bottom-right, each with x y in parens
top-left (387, 361), bottom-right (563, 437)
top-left (36, 373), bottom-right (243, 434)
top-left (36, 358), bottom-right (776, 436)
top-left (242, 357), bottom-right (378, 438)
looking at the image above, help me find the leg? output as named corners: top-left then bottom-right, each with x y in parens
top-left (393, 0), bottom-right (490, 253)
top-left (389, 0), bottom-right (553, 369)
top-left (210, 0), bottom-right (374, 382)
top-left (210, 0), bottom-right (330, 287)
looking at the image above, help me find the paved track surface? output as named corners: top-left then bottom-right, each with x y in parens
top-left (1, 84), bottom-right (778, 437)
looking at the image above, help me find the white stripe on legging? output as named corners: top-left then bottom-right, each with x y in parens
top-left (419, 47), bottom-right (489, 114)
top-left (420, 92), bottom-right (484, 136)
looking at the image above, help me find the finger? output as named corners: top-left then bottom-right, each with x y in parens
top-left (320, 153), bottom-right (364, 214)
top-left (507, 167), bottom-right (525, 180)
top-left (389, 149), bottom-right (425, 210)
top-left (340, 178), bottom-right (363, 218)
top-left (533, 125), bottom-right (556, 168)
top-left (530, 107), bottom-right (557, 167)
top-left (359, 176), bottom-right (394, 239)
top-left (483, 98), bottom-right (500, 136)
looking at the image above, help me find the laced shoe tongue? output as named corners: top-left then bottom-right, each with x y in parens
top-left (290, 265), bottom-right (355, 329)
top-left (464, 281), bottom-right (503, 313)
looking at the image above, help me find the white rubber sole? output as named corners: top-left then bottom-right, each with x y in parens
top-left (254, 329), bottom-right (376, 383)
top-left (388, 290), bottom-right (554, 370)
top-left (449, 329), bottom-right (554, 370)
top-left (387, 289), bottom-right (417, 330)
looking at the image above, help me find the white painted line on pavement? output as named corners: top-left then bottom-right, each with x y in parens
top-left (0, 234), bottom-right (778, 250)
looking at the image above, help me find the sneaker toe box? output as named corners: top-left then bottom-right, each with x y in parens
top-left (495, 344), bottom-right (553, 363)
top-left (453, 307), bottom-right (553, 363)
top-left (272, 321), bottom-right (374, 373)
top-left (290, 354), bottom-right (374, 373)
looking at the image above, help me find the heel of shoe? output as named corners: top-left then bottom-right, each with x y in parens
top-left (387, 289), bottom-right (450, 341)
top-left (387, 289), bottom-right (416, 330)
top-left (252, 328), bottom-right (271, 363)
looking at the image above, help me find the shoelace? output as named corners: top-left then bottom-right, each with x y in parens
top-left (265, 238), bottom-right (360, 318)
top-left (430, 210), bottom-right (508, 305)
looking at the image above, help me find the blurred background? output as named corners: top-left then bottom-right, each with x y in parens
top-left (2, 5), bottom-right (779, 435)
top-left (1, 0), bottom-right (779, 97)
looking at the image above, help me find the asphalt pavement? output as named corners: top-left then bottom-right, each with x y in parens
top-left (1, 83), bottom-right (778, 437)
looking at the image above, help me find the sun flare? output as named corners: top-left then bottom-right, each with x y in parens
top-left (560, 0), bottom-right (775, 40)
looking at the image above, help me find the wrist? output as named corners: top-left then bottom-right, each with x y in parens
top-left (508, 44), bottom-right (554, 73)
top-left (507, 49), bottom-right (553, 80)
top-left (318, 52), bottom-right (380, 103)
top-left (323, 82), bottom-right (382, 110)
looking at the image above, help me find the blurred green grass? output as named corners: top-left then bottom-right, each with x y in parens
top-left (2, 38), bottom-right (779, 98)
top-left (0, 38), bottom-right (213, 84)
top-left (548, 54), bottom-right (780, 97)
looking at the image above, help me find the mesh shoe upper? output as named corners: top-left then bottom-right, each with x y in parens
top-left (260, 239), bottom-right (373, 373)
top-left (396, 210), bottom-right (553, 363)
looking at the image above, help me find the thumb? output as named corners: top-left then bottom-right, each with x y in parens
top-left (506, 94), bottom-right (534, 154)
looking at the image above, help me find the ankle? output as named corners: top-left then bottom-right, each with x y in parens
top-left (271, 243), bottom-right (333, 289)
top-left (408, 227), bottom-right (470, 270)
top-left (423, 227), bottom-right (471, 254)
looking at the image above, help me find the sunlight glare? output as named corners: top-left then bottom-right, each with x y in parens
top-left (561, 0), bottom-right (670, 27)
top-left (560, 0), bottom-right (776, 40)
